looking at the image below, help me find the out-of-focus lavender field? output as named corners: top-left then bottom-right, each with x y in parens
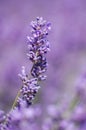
top-left (0, 0), bottom-right (86, 128)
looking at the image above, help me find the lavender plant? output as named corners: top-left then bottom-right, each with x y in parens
top-left (0, 17), bottom-right (86, 130)
top-left (0, 17), bottom-right (51, 130)
top-left (16, 16), bottom-right (51, 107)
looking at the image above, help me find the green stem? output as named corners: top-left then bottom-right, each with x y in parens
top-left (69, 96), bottom-right (79, 111)
top-left (11, 87), bottom-right (22, 109)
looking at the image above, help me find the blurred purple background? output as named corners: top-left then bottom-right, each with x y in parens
top-left (0, 0), bottom-right (86, 112)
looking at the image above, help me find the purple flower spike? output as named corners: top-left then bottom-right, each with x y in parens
top-left (1, 17), bottom-right (51, 130)
top-left (18, 17), bottom-right (51, 106)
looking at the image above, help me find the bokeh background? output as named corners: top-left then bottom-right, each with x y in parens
top-left (0, 0), bottom-right (86, 114)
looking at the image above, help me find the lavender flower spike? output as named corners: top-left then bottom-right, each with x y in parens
top-left (0, 17), bottom-right (51, 130)
top-left (27, 17), bottom-right (51, 80)
top-left (17, 17), bottom-right (51, 107)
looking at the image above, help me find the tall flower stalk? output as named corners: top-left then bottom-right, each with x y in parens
top-left (0, 17), bottom-right (51, 130)
top-left (12, 17), bottom-right (51, 108)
